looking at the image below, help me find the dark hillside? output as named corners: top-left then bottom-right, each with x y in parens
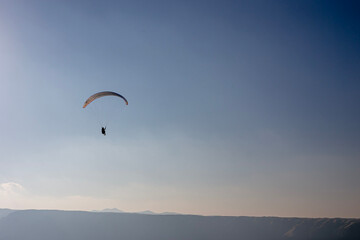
top-left (0, 210), bottom-right (359, 240)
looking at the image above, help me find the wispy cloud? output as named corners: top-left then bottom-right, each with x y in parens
top-left (0, 181), bottom-right (119, 210)
top-left (0, 182), bottom-right (25, 196)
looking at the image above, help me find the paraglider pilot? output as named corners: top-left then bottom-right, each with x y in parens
top-left (101, 127), bottom-right (106, 136)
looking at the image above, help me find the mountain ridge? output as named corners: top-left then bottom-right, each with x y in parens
top-left (0, 209), bottom-right (359, 240)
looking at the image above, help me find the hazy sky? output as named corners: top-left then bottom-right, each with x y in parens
top-left (0, 0), bottom-right (359, 218)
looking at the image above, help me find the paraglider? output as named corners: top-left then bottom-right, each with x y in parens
top-left (83, 91), bottom-right (128, 135)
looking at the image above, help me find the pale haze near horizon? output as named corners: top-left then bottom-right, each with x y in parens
top-left (0, 0), bottom-right (359, 218)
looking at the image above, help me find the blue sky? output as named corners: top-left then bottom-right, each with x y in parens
top-left (0, 0), bottom-right (359, 217)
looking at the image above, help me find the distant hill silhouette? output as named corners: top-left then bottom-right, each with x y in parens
top-left (0, 209), bottom-right (359, 240)
top-left (92, 208), bottom-right (124, 213)
top-left (92, 208), bottom-right (181, 215)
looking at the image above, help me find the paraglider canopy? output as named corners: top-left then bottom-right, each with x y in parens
top-left (83, 91), bottom-right (128, 108)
